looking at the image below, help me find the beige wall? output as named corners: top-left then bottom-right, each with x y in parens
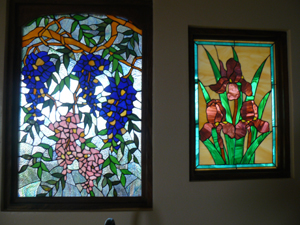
top-left (1, 0), bottom-right (300, 224)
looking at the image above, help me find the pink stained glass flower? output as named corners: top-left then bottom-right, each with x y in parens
top-left (209, 58), bottom-right (252, 100)
top-left (48, 113), bottom-right (86, 178)
top-left (199, 100), bottom-right (235, 161)
top-left (235, 101), bottom-right (270, 139)
top-left (79, 148), bottom-right (104, 181)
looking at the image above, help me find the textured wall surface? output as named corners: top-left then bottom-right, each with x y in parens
top-left (1, 0), bottom-right (300, 224)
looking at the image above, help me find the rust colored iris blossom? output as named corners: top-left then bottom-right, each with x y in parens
top-left (209, 58), bottom-right (252, 100)
top-left (235, 101), bottom-right (270, 139)
top-left (199, 100), bottom-right (235, 161)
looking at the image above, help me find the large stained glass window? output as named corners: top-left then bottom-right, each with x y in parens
top-left (3, 0), bottom-right (152, 210)
top-left (189, 28), bottom-right (290, 180)
top-left (19, 14), bottom-right (143, 197)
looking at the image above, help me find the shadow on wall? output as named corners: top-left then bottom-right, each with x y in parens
top-left (130, 210), bottom-right (163, 225)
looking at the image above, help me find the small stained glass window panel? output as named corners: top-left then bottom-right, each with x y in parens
top-left (19, 14), bottom-right (143, 197)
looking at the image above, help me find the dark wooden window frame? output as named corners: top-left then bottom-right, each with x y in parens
top-left (189, 27), bottom-right (290, 181)
top-left (1, 0), bottom-right (152, 211)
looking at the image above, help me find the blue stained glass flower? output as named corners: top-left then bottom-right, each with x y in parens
top-left (22, 52), bottom-right (55, 89)
top-left (72, 54), bottom-right (110, 81)
top-left (27, 103), bottom-right (44, 125)
top-left (25, 87), bottom-right (48, 104)
top-left (104, 77), bottom-right (137, 105)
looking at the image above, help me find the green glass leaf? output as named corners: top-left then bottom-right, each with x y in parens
top-left (211, 128), bottom-right (221, 155)
top-left (38, 143), bottom-right (50, 149)
top-left (61, 177), bottom-right (65, 190)
top-left (55, 59), bottom-right (61, 73)
top-left (113, 54), bottom-right (124, 61)
top-left (198, 80), bottom-right (211, 104)
top-left (81, 143), bottom-right (86, 150)
top-left (121, 169), bottom-right (132, 175)
top-left (130, 38), bottom-right (135, 49)
top-left (133, 156), bottom-right (139, 164)
top-left (133, 124), bottom-right (141, 132)
top-left (59, 80), bottom-right (65, 91)
top-left (102, 158), bottom-right (110, 168)
top-left (110, 162), bottom-right (117, 174)
top-left (37, 167), bottom-right (42, 179)
top-left (133, 33), bottom-right (139, 43)
top-left (90, 190), bottom-right (95, 197)
top-left (52, 173), bottom-right (63, 178)
top-left (34, 123), bottom-right (40, 135)
top-left (118, 64), bottom-right (123, 74)
top-left (128, 152), bottom-right (132, 162)
top-left (37, 193), bottom-right (47, 197)
top-left (49, 189), bottom-right (53, 197)
top-left (55, 182), bottom-right (59, 190)
top-left (42, 156), bottom-right (51, 161)
top-left (204, 47), bottom-right (221, 81)
top-left (115, 134), bottom-right (124, 143)
top-left (102, 49), bottom-right (110, 58)
top-left (86, 142), bottom-right (97, 148)
top-left (123, 30), bottom-right (133, 35)
top-left (56, 48), bottom-right (71, 54)
top-left (41, 162), bottom-right (49, 172)
top-left (48, 135), bottom-right (59, 141)
top-left (19, 165), bottom-right (28, 173)
top-left (115, 71), bottom-right (120, 85)
top-left (44, 18), bottom-right (48, 26)
top-left (73, 14), bottom-right (87, 21)
top-left (134, 133), bottom-right (139, 148)
top-left (234, 137), bottom-right (244, 164)
top-left (245, 57), bottom-right (268, 101)
top-left (202, 139), bottom-right (225, 165)
top-left (109, 47), bottom-right (116, 53)
top-left (127, 114), bottom-right (140, 121)
top-left (32, 162), bottom-right (41, 168)
top-left (48, 147), bottom-right (53, 160)
top-left (32, 152), bottom-right (43, 158)
top-left (20, 134), bottom-right (28, 143)
top-left (22, 106), bottom-right (29, 113)
top-left (225, 134), bottom-right (235, 164)
top-left (71, 21), bottom-right (79, 33)
top-left (65, 77), bottom-right (70, 89)
top-left (85, 37), bottom-right (90, 46)
top-left (258, 92), bottom-right (271, 119)
top-left (107, 179), bottom-right (112, 190)
top-left (63, 54), bottom-right (70, 70)
top-left (21, 154), bottom-right (32, 160)
top-left (112, 139), bottom-right (117, 147)
top-left (112, 59), bottom-right (119, 72)
top-left (48, 54), bottom-right (60, 59)
top-left (98, 129), bottom-right (108, 135)
top-left (129, 74), bottom-right (134, 83)
top-left (129, 148), bottom-right (138, 154)
top-left (220, 92), bottom-right (232, 123)
top-left (101, 142), bottom-right (111, 150)
top-left (80, 25), bottom-right (91, 30)
top-left (90, 38), bottom-right (96, 45)
top-left (41, 185), bottom-right (51, 191)
top-left (84, 33), bottom-right (93, 38)
top-left (78, 29), bottom-right (83, 41)
top-left (105, 173), bottom-right (114, 178)
top-left (24, 114), bottom-right (32, 123)
top-left (110, 155), bottom-right (120, 165)
top-left (102, 177), bottom-right (108, 187)
top-left (70, 74), bottom-right (79, 80)
top-left (232, 47), bottom-right (239, 62)
top-left (120, 174), bottom-right (126, 187)
top-left (241, 131), bottom-right (271, 164)
top-left (51, 85), bottom-right (60, 95)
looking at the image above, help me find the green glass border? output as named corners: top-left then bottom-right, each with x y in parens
top-left (195, 40), bottom-right (276, 169)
